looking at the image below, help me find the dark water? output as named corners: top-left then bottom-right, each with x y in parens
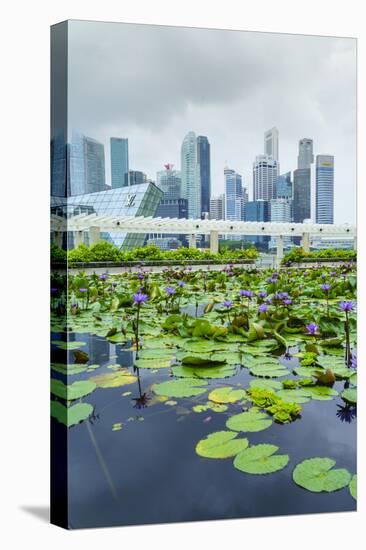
top-left (51, 333), bottom-right (356, 529)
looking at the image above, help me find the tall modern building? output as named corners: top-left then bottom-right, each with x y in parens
top-left (110, 137), bottom-right (129, 188)
top-left (84, 137), bottom-right (106, 193)
top-left (270, 199), bottom-right (292, 248)
top-left (245, 200), bottom-right (270, 249)
top-left (264, 127), bottom-right (279, 161)
top-left (225, 168), bottom-right (244, 222)
top-left (67, 131), bottom-right (105, 196)
top-left (129, 170), bottom-right (147, 186)
top-left (253, 155), bottom-right (279, 201)
top-left (181, 131), bottom-right (201, 219)
top-left (197, 136), bottom-right (211, 218)
top-left (316, 155), bottom-right (334, 224)
top-left (293, 138), bottom-right (314, 223)
top-left (275, 172), bottom-right (292, 200)
top-left (210, 194), bottom-right (225, 220)
top-left (298, 138), bottom-right (314, 169)
top-left (156, 164), bottom-right (181, 200)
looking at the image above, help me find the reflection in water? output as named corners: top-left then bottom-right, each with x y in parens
top-left (132, 367), bottom-right (151, 409)
top-left (336, 403), bottom-right (357, 424)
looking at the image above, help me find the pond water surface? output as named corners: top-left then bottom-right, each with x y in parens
top-left (51, 331), bottom-right (356, 529)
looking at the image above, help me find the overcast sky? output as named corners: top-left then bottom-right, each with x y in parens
top-left (68, 20), bottom-right (356, 223)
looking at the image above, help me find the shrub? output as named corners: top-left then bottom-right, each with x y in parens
top-left (51, 243), bottom-right (67, 263)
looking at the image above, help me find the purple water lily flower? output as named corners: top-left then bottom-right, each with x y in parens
top-left (257, 290), bottom-right (267, 299)
top-left (166, 286), bottom-right (176, 296)
top-left (258, 304), bottom-right (268, 313)
top-left (99, 273), bottom-right (107, 281)
top-left (177, 281), bottom-right (185, 287)
top-left (283, 299), bottom-right (293, 306)
top-left (133, 292), bottom-right (148, 305)
top-left (79, 288), bottom-right (88, 293)
top-left (137, 272), bottom-right (145, 280)
top-left (51, 287), bottom-right (58, 294)
top-left (339, 300), bottom-right (355, 312)
top-left (305, 322), bottom-right (320, 336)
top-left (222, 300), bottom-right (233, 309)
top-left (320, 283), bottom-right (331, 292)
top-left (239, 289), bottom-right (254, 298)
top-left (350, 354), bottom-right (357, 369)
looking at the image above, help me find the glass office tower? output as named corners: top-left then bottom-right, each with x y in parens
top-left (110, 137), bottom-right (129, 188)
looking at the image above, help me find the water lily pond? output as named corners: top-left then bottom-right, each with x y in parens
top-left (51, 263), bottom-right (357, 528)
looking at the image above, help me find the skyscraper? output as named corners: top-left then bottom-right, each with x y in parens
top-left (264, 127), bottom-right (279, 161)
top-left (181, 131), bottom-right (201, 218)
top-left (84, 137), bottom-right (106, 193)
top-left (275, 172), bottom-right (292, 200)
top-left (110, 137), bottom-right (129, 188)
top-left (156, 164), bottom-right (181, 200)
top-left (129, 170), bottom-right (147, 186)
top-left (253, 155), bottom-right (279, 201)
top-left (225, 168), bottom-right (244, 222)
top-left (293, 138), bottom-right (314, 223)
top-left (197, 136), bottom-right (211, 218)
top-left (270, 199), bottom-right (292, 247)
top-left (68, 131), bottom-right (106, 196)
top-left (245, 200), bottom-right (270, 249)
top-left (316, 155), bottom-right (334, 224)
top-left (210, 194), bottom-right (225, 220)
top-left (298, 138), bottom-right (314, 169)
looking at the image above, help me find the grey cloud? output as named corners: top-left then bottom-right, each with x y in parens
top-left (67, 20), bottom-right (356, 223)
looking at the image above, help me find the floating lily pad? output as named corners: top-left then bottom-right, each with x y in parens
top-left (249, 379), bottom-right (282, 391)
top-left (182, 339), bottom-right (221, 353)
top-left (249, 363), bottom-right (290, 378)
top-left (136, 349), bottom-right (175, 361)
top-left (51, 340), bottom-right (86, 350)
top-left (208, 387), bottom-right (246, 404)
top-left (172, 364), bottom-right (236, 379)
top-left (89, 369), bottom-right (137, 388)
top-left (192, 402), bottom-right (228, 413)
top-left (176, 351), bottom-right (226, 366)
top-left (51, 379), bottom-right (96, 400)
top-left (341, 387), bottom-right (357, 404)
top-left (292, 457), bottom-right (352, 492)
top-left (51, 363), bottom-right (88, 375)
top-left (304, 386), bottom-right (338, 401)
top-left (51, 400), bottom-right (93, 427)
top-left (134, 358), bottom-right (172, 369)
top-left (349, 475), bottom-right (357, 500)
top-left (210, 352), bottom-right (242, 365)
top-left (196, 431), bottom-right (249, 458)
top-left (226, 410), bottom-right (273, 432)
top-left (234, 444), bottom-right (289, 474)
top-left (276, 389), bottom-right (311, 404)
top-left (152, 378), bottom-right (208, 398)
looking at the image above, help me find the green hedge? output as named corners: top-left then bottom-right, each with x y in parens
top-left (52, 241), bottom-right (259, 264)
top-left (282, 247), bottom-right (356, 265)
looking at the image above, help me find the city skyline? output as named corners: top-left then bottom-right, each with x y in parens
top-left (67, 21), bottom-right (356, 223)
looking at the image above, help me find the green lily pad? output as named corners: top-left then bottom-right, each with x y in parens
top-left (171, 364), bottom-right (236, 379)
top-left (182, 339), bottom-right (222, 353)
top-left (51, 379), bottom-right (96, 400)
top-left (226, 410), bottom-right (273, 432)
top-left (152, 378), bottom-right (208, 398)
top-left (341, 387), bottom-right (357, 404)
top-left (196, 431), bottom-right (249, 458)
top-left (51, 363), bottom-right (88, 375)
top-left (234, 444), bottom-right (289, 474)
top-left (249, 363), bottom-right (290, 378)
top-left (89, 369), bottom-right (137, 388)
top-left (134, 358), bottom-right (172, 369)
top-left (249, 379), bottom-right (282, 391)
top-left (176, 351), bottom-right (226, 366)
top-left (136, 349), bottom-right (176, 361)
top-left (304, 386), bottom-right (338, 400)
top-left (276, 389), bottom-right (311, 404)
top-left (292, 457), bottom-right (352, 492)
top-left (51, 340), bottom-right (86, 350)
top-left (210, 352), bottom-right (242, 365)
top-left (208, 387), bottom-right (246, 404)
top-left (51, 400), bottom-right (93, 427)
top-left (349, 474), bottom-right (357, 500)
